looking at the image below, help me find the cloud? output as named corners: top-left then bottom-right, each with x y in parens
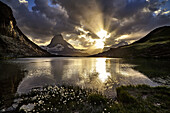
top-left (0, 0), bottom-right (73, 43)
top-left (19, 0), bottom-right (28, 4)
top-left (0, 0), bottom-right (170, 49)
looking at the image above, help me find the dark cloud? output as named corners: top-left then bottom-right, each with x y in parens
top-left (105, 0), bottom-right (170, 44)
top-left (0, 0), bottom-right (74, 43)
top-left (0, 0), bottom-right (170, 48)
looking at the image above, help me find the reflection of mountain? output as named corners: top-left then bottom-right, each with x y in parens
top-left (17, 76), bottom-right (56, 94)
top-left (0, 1), bottom-right (50, 58)
top-left (95, 26), bottom-right (170, 58)
top-left (41, 34), bottom-right (89, 56)
top-left (0, 62), bottom-right (26, 106)
top-left (15, 58), bottom-right (158, 97)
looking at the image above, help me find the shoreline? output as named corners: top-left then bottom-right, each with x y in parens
top-left (0, 84), bottom-right (169, 113)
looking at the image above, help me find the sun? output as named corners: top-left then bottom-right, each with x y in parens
top-left (95, 39), bottom-right (105, 49)
top-left (94, 29), bottom-right (111, 49)
top-left (96, 29), bottom-right (111, 39)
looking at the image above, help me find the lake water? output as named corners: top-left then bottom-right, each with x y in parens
top-left (1, 57), bottom-right (165, 100)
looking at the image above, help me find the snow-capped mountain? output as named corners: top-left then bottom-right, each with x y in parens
top-left (41, 34), bottom-right (88, 56)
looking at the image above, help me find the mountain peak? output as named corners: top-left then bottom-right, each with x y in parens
top-left (48, 34), bottom-right (67, 48)
top-left (53, 34), bottom-right (64, 40)
top-left (43, 34), bottom-right (89, 56)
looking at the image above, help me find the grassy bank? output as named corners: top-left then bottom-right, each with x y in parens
top-left (0, 85), bottom-right (169, 113)
top-left (116, 85), bottom-right (170, 113)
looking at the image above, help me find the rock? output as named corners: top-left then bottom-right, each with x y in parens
top-left (20, 104), bottom-right (35, 112)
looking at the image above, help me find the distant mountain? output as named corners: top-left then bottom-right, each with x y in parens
top-left (95, 26), bottom-right (170, 58)
top-left (41, 34), bottom-right (89, 56)
top-left (111, 41), bottom-right (128, 48)
top-left (103, 41), bottom-right (128, 52)
top-left (0, 1), bottom-right (51, 59)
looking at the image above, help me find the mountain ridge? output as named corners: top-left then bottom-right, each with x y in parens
top-left (94, 26), bottom-right (170, 58)
top-left (0, 1), bottom-right (51, 59)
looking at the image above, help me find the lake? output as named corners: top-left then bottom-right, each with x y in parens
top-left (2, 57), bottom-right (169, 101)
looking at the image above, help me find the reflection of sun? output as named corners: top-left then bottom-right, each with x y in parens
top-left (95, 29), bottom-right (111, 49)
top-left (96, 58), bottom-right (111, 82)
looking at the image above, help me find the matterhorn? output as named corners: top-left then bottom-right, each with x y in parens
top-left (42, 34), bottom-right (88, 56)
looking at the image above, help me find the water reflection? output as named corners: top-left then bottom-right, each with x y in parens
top-left (96, 58), bottom-right (111, 82)
top-left (10, 57), bottom-right (158, 97)
top-left (0, 61), bottom-right (26, 106)
top-left (17, 75), bottom-right (56, 94)
top-left (123, 59), bottom-right (170, 85)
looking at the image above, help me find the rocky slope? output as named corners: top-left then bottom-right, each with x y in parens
top-left (42, 34), bottom-right (89, 56)
top-left (95, 26), bottom-right (170, 58)
top-left (0, 1), bottom-right (51, 58)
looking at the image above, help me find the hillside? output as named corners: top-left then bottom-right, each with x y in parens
top-left (96, 26), bottom-right (170, 58)
top-left (0, 1), bottom-right (51, 59)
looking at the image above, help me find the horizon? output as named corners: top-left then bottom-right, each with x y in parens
top-left (0, 1), bottom-right (170, 112)
top-left (0, 0), bottom-right (170, 53)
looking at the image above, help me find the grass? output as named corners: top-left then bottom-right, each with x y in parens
top-left (0, 85), bottom-right (169, 113)
top-left (133, 40), bottom-right (170, 50)
top-left (116, 85), bottom-right (170, 113)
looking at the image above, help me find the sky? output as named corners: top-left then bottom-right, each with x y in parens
top-left (1, 0), bottom-right (170, 51)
